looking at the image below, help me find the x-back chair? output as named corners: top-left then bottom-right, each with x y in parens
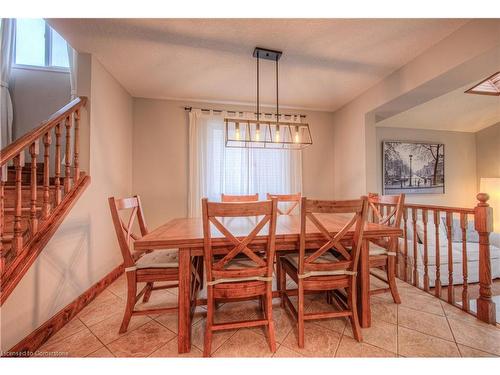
top-left (221, 193), bottom-right (259, 202)
top-left (109, 195), bottom-right (182, 333)
top-left (367, 193), bottom-right (405, 304)
top-left (267, 193), bottom-right (302, 292)
top-left (266, 193), bottom-right (301, 215)
top-left (201, 198), bottom-right (278, 357)
top-left (279, 197), bottom-right (369, 346)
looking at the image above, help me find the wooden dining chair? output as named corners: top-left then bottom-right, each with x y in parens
top-left (221, 193), bottom-right (259, 202)
top-left (266, 193), bottom-right (301, 215)
top-left (279, 197), bottom-right (369, 346)
top-left (367, 193), bottom-right (405, 304)
top-left (267, 193), bottom-right (301, 293)
top-left (201, 198), bottom-right (278, 357)
top-left (108, 195), bottom-right (181, 333)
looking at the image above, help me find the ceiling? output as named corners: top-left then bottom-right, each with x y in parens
top-left (49, 19), bottom-right (468, 111)
top-left (377, 81), bottom-right (500, 132)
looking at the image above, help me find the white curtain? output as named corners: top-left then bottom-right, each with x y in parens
top-left (0, 18), bottom-right (15, 149)
top-left (188, 109), bottom-right (302, 217)
top-left (67, 44), bottom-right (77, 99)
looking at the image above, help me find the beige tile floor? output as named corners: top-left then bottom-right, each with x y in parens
top-left (35, 274), bottom-right (500, 358)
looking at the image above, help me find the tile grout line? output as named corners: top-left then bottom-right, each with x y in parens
top-left (438, 300), bottom-right (489, 358)
top-left (208, 328), bottom-right (241, 357)
top-left (77, 316), bottom-right (115, 357)
top-left (147, 334), bottom-right (179, 357)
top-left (37, 317), bottom-right (88, 349)
top-left (455, 343), bottom-right (500, 357)
top-left (397, 312), bottom-right (457, 343)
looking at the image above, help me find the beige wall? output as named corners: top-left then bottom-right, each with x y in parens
top-left (0, 56), bottom-right (133, 351)
top-left (9, 67), bottom-right (71, 139)
top-left (376, 127), bottom-right (477, 207)
top-left (132, 98), bottom-right (335, 229)
top-left (332, 20), bottom-right (500, 201)
top-left (476, 122), bottom-right (500, 185)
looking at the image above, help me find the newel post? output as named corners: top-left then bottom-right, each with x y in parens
top-left (474, 193), bottom-right (496, 324)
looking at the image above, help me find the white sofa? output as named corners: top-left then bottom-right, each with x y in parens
top-left (398, 216), bottom-right (500, 287)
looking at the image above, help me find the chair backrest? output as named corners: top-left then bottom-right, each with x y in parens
top-left (367, 193), bottom-right (405, 228)
top-left (108, 195), bottom-right (149, 268)
top-left (266, 193), bottom-right (301, 215)
top-left (299, 197), bottom-right (368, 276)
top-left (202, 198), bottom-right (278, 283)
top-left (221, 193), bottom-right (259, 202)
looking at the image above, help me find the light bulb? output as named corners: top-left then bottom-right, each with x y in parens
top-left (294, 126), bottom-right (300, 143)
top-left (235, 123), bottom-right (240, 140)
top-left (255, 127), bottom-right (260, 141)
top-left (275, 126), bottom-right (280, 142)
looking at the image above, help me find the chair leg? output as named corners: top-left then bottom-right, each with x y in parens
top-left (119, 271), bottom-right (137, 334)
top-left (142, 282), bottom-right (153, 303)
top-left (279, 260), bottom-right (286, 308)
top-left (297, 281), bottom-right (305, 348)
top-left (387, 256), bottom-right (401, 304)
top-left (348, 277), bottom-right (362, 342)
top-left (275, 253), bottom-right (281, 293)
top-left (198, 256), bottom-right (204, 291)
top-left (203, 287), bottom-right (214, 357)
top-left (265, 285), bottom-right (277, 352)
top-left (326, 290), bottom-right (332, 304)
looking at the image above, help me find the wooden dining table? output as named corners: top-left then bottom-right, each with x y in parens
top-left (134, 214), bottom-right (402, 353)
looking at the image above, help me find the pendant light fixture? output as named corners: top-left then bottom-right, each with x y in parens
top-left (225, 47), bottom-right (313, 149)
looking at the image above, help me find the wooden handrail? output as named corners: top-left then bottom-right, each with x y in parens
top-left (378, 201), bottom-right (475, 214)
top-left (0, 97), bottom-right (87, 166)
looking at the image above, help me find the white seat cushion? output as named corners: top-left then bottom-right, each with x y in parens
top-left (283, 252), bottom-right (355, 278)
top-left (208, 257), bottom-right (271, 286)
top-left (135, 249), bottom-right (179, 269)
top-left (225, 257), bottom-right (263, 270)
top-left (284, 251), bottom-right (339, 269)
top-left (369, 243), bottom-right (389, 256)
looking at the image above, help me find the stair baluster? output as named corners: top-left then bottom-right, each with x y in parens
top-left (460, 212), bottom-right (469, 311)
top-left (74, 109), bottom-right (80, 183)
top-left (446, 212), bottom-right (455, 304)
top-left (13, 153), bottom-right (24, 256)
top-left (55, 123), bottom-right (62, 205)
top-left (29, 141), bottom-right (39, 234)
top-left (64, 115), bottom-right (72, 194)
top-left (43, 132), bottom-right (51, 219)
top-left (434, 210), bottom-right (442, 298)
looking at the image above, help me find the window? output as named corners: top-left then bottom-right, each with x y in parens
top-left (14, 18), bottom-right (69, 69)
top-left (188, 111), bottom-right (302, 217)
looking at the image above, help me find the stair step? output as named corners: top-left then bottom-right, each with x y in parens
top-left (3, 187), bottom-right (57, 209)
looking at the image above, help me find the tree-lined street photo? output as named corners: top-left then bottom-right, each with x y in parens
top-left (383, 141), bottom-right (445, 194)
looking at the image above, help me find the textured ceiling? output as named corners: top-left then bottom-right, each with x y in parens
top-left (377, 81), bottom-right (500, 132)
top-left (49, 18), bottom-right (468, 111)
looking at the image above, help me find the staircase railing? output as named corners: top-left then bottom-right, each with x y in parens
top-left (375, 194), bottom-right (496, 325)
top-left (0, 97), bottom-right (90, 304)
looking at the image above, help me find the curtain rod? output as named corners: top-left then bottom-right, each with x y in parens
top-left (184, 106), bottom-right (307, 119)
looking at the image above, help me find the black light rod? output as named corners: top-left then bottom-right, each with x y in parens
top-left (183, 107), bottom-right (306, 118)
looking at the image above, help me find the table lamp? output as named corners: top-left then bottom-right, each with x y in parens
top-left (480, 177), bottom-right (500, 232)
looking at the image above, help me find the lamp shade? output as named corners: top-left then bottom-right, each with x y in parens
top-left (480, 178), bottom-right (500, 232)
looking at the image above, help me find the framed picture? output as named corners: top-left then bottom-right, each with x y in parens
top-left (382, 141), bottom-right (445, 195)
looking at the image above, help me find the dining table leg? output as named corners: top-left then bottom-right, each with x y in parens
top-left (358, 239), bottom-right (371, 328)
top-left (177, 247), bottom-right (192, 353)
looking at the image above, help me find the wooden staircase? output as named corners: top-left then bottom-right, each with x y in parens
top-left (2, 177), bottom-right (56, 265)
top-left (1, 97), bottom-right (90, 305)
